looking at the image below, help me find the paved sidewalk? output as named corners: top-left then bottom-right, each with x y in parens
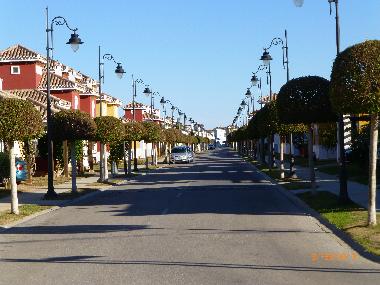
top-left (0, 157), bottom-right (171, 213)
top-left (276, 159), bottom-right (380, 211)
top-left (0, 175), bottom-right (106, 212)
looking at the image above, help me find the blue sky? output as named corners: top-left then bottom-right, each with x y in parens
top-left (1, 0), bottom-right (380, 129)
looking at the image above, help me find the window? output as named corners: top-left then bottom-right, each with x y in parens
top-left (10, 66), bottom-right (20, 75)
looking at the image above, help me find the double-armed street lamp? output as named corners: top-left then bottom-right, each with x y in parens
top-left (293, 0), bottom-right (348, 200)
top-left (98, 47), bottom-right (125, 182)
top-left (131, 76), bottom-right (144, 171)
top-left (44, 7), bottom-right (83, 198)
top-left (143, 86), bottom-right (160, 119)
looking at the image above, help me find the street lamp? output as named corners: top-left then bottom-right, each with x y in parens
top-left (293, 0), bottom-right (304, 7)
top-left (132, 75), bottom-right (144, 171)
top-left (98, 47), bottom-right (125, 182)
top-left (262, 30), bottom-right (291, 177)
top-left (293, 0), bottom-right (348, 202)
top-left (44, 7), bottom-right (83, 198)
top-left (171, 105), bottom-right (176, 126)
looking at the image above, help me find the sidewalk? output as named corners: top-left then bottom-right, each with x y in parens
top-left (0, 175), bottom-right (106, 213)
top-left (0, 156), bottom-right (170, 213)
top-left (276, 159), bottom-right (380, 211)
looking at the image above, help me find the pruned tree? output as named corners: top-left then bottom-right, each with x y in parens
top-left (124, 121), bottom-right (145, 174)
top-left (330, 40), bottom-right (380, 226)
top-left (94, 116), bottom-right (124, 181)
top-left (141, 122), bottom-right (162, 168)
top-left (53, 110), bottom-right (96, 192)
top-left (277, 76), bottom-right (336, 194)
top-left (0, 98), bottom-right (44, 214)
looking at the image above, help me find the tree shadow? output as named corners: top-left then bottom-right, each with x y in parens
top-left (1, 256), bottom-right (380, 274)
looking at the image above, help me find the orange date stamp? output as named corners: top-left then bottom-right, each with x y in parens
top-left (310, 252), bottom-right (358, 262)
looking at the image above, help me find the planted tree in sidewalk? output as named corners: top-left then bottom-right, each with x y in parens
top-left (256, 102), bottom-right (279, 170)
top-left (277, 76), bottom-right (336, 195)
top-left (330, 40), bottom-right (380, 226)
top-left (124, 121), bottom-right (145, 174)
top-left (0, 98), bottom-right (44, 214)
top-left (52, 110), bottom-right (96, 192)
top-left (141, 121), bottom-right (162, 168)
top-left (94, 116), bottom-right (124, 180)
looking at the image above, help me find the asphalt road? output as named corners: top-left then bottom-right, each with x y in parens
top-left (0, 149), bottom-right (379, 285)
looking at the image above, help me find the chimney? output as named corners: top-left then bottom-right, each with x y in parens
top-left (0, 78), bottom-right (3, 90)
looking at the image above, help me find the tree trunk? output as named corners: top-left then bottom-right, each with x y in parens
top-left (87, 141), bottom-right (94, 173)
top-left (104, 144), bottom-right (109, 181)
top-left (308, 125), bottom-right (316, 195)
top-left (127, 144), bottom-right (132, 175)
top-left (9, 141), bottom-right (19, 215)
top-left (269, 135), bottom-right (273, 170)
top-left (70, 141), bottom-right (77, 193)
top-left (368, 114), bottom-right (378, 226)
top-left (63, 140), bottom-right (69, 178)
top-left (280, 136), bottom-right (285, 179)
top-left (145, 143), bottom-right (149, 169)
top-left (151, 143), bottom-right (155, 166)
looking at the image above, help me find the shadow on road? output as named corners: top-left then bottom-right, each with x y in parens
top-left (1, 256), bottom-right (380, 274)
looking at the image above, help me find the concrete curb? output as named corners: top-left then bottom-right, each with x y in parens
top-left (0, 180), bottom-right (125, 233)
top-left (238, 154), bottom-right (380, 264)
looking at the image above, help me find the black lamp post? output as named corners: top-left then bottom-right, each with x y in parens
top-left (294, 0), bottom-right (348, 201)
top-left (132, 75), bottom-right (144, 171)
top-left (98, 47), bottom-right (125, 182)
top-left (183, 113), bottom-right (187, 131)
top-left (44, 7), bottom-right (83, 198)
top-left (171, 105), bottom-right (176, 126)
top-left (143, 86), bottom-right (159, 119)
top-left (262, 30), bottom-right (292, 177)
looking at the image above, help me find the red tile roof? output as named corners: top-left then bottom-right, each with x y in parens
top-left (38, 73), bottom-right (76, 90)
top-left (0, 89), bottom-right (71, 120)
top-left (0, 44), bottom-right (45, 62)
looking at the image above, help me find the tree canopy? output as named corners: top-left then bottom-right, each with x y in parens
top-left (141, 122), bottom-right (162, 143)
top-left (52, 110), bottom-right (96, 141)
top-left (124, 121), bottom-right (145, 142)
top-left (330, 40), bottom-right (380, 114)
top-left (0, 98), bottom-right (44, 142)
top-left (94, 116), bottom-right (124, 144)
top-left (277, 76), bottom-right (336, 124)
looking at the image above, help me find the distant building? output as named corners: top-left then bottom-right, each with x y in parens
top-left (214, 127), bottom-right (227, 147)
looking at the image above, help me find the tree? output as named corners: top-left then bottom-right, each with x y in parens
top-left (330, 40), bottom-right (380, 226)
top-left (52, 110), bottom-right (96, 192)
top-left (94, 116), bottom-right (124, 181)
top-left (141, 122), bottom-right (162, 168)
top-left (124, 121), bottom-right (145, 174)
top-left (277, 76), bottom-right (336, 195)
top-left (0, 98), bottom-right (44, 214)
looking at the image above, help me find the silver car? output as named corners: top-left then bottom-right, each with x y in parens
top-left (170, 146), bottom-right (194, 164)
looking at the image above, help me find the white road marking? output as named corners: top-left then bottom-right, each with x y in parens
top-left (176, 192), bottom-right (183, 198)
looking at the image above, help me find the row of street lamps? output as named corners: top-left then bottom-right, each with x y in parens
top-left (232, 0), bottom-right (347, 198)
top-left (44, 7), bottom-right (204, 197)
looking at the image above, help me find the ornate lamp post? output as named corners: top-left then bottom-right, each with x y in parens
top-left (171, 105), bottom-right (176, 126)
top-left (262, 30), bottom-right (292, 177)
top-left (98, 47), bottom-right (125, 182)
top-left (44, 7), bottom-right (83, 198)
top-left (132, 76), bottom-right (144, 171)
top-left (294, 0), bottom-right (348, 201)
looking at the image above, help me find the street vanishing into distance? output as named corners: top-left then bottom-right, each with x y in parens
top-left (1, 149), bottom-right (379, 285)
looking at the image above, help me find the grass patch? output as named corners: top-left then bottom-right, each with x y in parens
top-left (0, 204), bottom-right (52, 226)
top-left (317, 163), bottom-right (377, 186)
top-left (297, 191), bottom-right (380, 255)
top-left (18, 176), bottom-right (71, 189)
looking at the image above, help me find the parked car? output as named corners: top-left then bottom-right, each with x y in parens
top-left (16, 158), bottom-right (28, 182)
top-left (208, 144), bottom-right (215, 150)
top-left (0, 157), bottom-right (27, 185)
top-left (170, 146), bottom-right (194, 164)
